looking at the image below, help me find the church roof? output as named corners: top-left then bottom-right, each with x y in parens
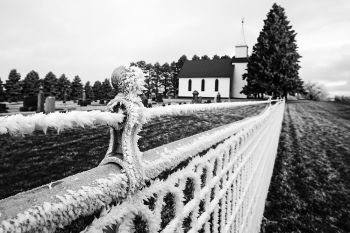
top-left (178, 58), bottom-right (233, 78)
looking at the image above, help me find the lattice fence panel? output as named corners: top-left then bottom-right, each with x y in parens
top-left (81, 102), bottom-right (284, 233)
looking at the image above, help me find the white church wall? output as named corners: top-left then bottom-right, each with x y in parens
top-left (232, 63), bottom-right (247, 98)
top-left (178, 77), bottom-right (230, 98)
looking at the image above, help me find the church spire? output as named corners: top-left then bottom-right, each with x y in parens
top-left (235, 18), bottom-right (248, 58)
top-left (239, 18), bottom-right (247, 46)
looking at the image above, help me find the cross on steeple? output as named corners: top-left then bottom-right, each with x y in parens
top-left (240, 17), bottom-right (247, 46)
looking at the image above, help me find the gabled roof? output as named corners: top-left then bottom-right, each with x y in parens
top-left (178, 58), bottom-right (233, 78)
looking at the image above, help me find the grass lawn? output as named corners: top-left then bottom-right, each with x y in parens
top-left (261, 100), bottom-right (350, 233)
top-left (0, 104), bottom-right (266, 200)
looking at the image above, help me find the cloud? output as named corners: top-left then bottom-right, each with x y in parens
top-left (0, 0), bottom-right (349, 97)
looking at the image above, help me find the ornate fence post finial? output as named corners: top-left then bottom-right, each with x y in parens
top-left (99, 66), bottom-right (146, 193)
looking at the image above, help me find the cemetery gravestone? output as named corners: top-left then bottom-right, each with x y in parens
top-left (44, 97), bottom-right (55, 113)
top-left (37, 86), bottom-right (45, 113)
top-left (21, 95), bottom-right (37, 111)
top-left (0, 104), bottom-right (8, 113)
top-left (192, 90), bottom-right (199, 103)
top-left (217, 92), bottom-right (221, 103)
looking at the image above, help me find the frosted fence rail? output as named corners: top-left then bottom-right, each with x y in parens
top-left (0, 66), bottom-right (285, 233)
top-left (82, 101), bottom-right (285, 233)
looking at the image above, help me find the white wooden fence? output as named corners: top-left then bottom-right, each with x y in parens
top-left (0, 66), bottom-right (285, 233)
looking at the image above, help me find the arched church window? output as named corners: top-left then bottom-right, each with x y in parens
top-left (215, 79), bottom-right (219, 91)
top-left (201, 79), bottom-right (205, 91)
top-left (188, 79), bottom-right (192, 91)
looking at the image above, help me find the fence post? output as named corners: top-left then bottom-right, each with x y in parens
top-left (99, 66), bottom-right (147, 193)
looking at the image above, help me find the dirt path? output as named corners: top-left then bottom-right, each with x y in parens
top-left (262, 101), bottom-right (350, 233)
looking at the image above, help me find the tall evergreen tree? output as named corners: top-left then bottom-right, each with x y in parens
top-left (57, 74), bottom-right (71, 100)
top-left (22, 70), bottom-right (40, 97)
top-left (192, 54), bottom-right (200, 60)
top-left (152, 62), bottom-right (163, 97)
top-left (169, 61), bottom-right (178, 96)
top-left (160, 63), bottom-right (172, 97)
top-left (212, 54), bottom-right (221, 60)
top-left (84, 81), bottom-right (93, 100)
top-left (43, 72), bottom-right (58, 96)
top-left (172, 55), bottom-right (188, 97)
top-left (5, 69), bottom-right (22, 102)
top-left (241, 3), bottom-right (303, 99)
top-left (220, 55), bottom-right (231, 59)
top-left (0, 78), bottom-right (5, 101)
top-left (144, 63), bottom-right (154, 98)
top-left (101, 78), bottom-right (113, 100)
top-left (71, 75), bottom-right (83, 100)
top-left (201, 55), bottom-right (210, 60)
top-left (92, 81), bottom-right (102, 101)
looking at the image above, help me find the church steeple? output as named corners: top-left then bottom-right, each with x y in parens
top-left (235, 18), bottom-right (248, 58)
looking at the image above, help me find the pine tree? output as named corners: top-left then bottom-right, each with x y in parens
top-left (172, 55), bottom-right (188, 97)
top-left (84, 81), bottom-right (93, 100)
top-left (192, 55), bottom-right (200, 60)
top-left (22, 70), bottom-right (40, 97)
top-left (5, 69), bottom-right (22, 102)
top-left (152, 62), bottom-right (163, 98)
top-left (92, 81), bottom-right (102, 101)
top-left (220, 55), bottom-right (231, 59)
top-left (0, 78), bottom-right (6, 101)
top-left (144, 63), bottom-right (154, 98)
top-left (57, 74), bottom-right (71, 100)
top-left (71, 75), bottom-right (83, 100)
top-left (241, 3), bottom-right (303, 100)
top-left (201, 55), bottom-right (210, 60)
top-left (43, 72), bottom-right (58, 97)
top-left (160, 63), bottom-right (172, 97)
top-left (101, 78), bottom-right (113, 100)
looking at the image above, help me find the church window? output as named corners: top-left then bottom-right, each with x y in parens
top-left (201, 79), bottom-right (205, 91)
top-left (188, 79), bottom-right (192, 91)
top-left (215, 79), bottom-right (219, 91)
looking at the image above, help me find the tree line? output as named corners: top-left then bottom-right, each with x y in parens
top-left (130, 54), bottom-right (231, 99)
top-left (0, 70), bottom-right (116, 102)
top-left (0, 53), bottom-right (231, 103)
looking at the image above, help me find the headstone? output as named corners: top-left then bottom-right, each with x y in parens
top-left (37, 86), bottom-right (45, 113)
top-left (44, 96), bottom-right (55, 113)
top-left (217, 92), bottom-right (221, 103)
top-left (192, 90), bottom-right (199, 103)
top-left (22, 95), bottom-right (37, 111)
top-left (82, 89), bottom-right (86, 101)
top-left (0, 103), bottom-right (8, 113)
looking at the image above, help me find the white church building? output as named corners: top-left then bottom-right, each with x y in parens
top-left (178, 44), bottom-right (249, 99)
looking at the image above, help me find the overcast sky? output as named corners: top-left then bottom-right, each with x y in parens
top-left (0, 0), bottom-right (349, 96)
